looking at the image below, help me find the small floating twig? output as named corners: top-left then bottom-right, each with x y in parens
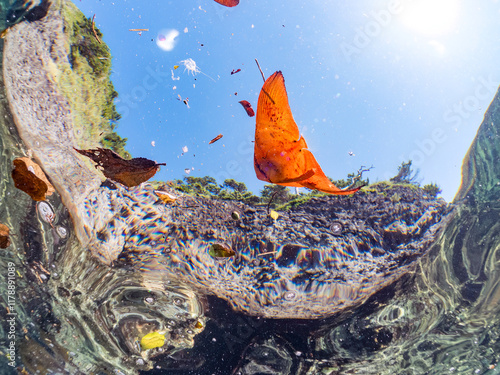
top-left (257, 251), bottom-right (277, 257)
top-left (129, 28), bottom-right (149, 32)
top-left (91, 14), bottom-right (101, 44)
top-left (255, 59), bottom-right (265, 82)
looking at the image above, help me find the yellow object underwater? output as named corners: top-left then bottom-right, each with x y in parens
top-left (140, 332), bottom-right (165, 350)
top-left (270, 210), bottom-right (279, 220)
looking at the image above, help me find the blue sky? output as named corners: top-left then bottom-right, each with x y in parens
top-left (73, 0), bottom-right (500, 201)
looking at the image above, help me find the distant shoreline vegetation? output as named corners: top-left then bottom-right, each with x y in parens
top-left (58, 1), bottom-right (129, 158)
top-left (151, 160), bottom-right (443, 209)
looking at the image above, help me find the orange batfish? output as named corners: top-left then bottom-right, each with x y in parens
top-left (254, 71), bottom-right (362, 195)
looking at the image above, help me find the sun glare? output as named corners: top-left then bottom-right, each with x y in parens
top-left (400, 0), bottom-right (460, 36)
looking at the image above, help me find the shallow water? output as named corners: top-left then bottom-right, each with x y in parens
top-left (1, 1), bottom-right (500, 375)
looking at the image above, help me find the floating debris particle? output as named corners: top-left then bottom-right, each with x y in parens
top-left (184, 168), bottom-right (191, 174)
top-left (129, 28), bottom-right (148, 36)
top-left (0, 223), bottom-right (10, 249)
top-left (257, 251), bottom-right (277, 257)
top-left (151, 141), bottom-right (156, 147)
top-left (182, 146), bottom-right (188, 153)
top-left (209, 243), bottom-right (235, 258)
top-left (231, 211), bottom-right (240, 220)
top-left (209, 134), bottom-right (223, 144)
top-left (239, 100), bottom-right (255, 117)
top-left (231, 68), bottom-right (241, 75)
top-left (214, 0), bottom-right (239, 7)
top-left (154, 190), bottom-right (178, 204)
top-left (140, 332), bottom-right (165, 350)
top-left (179, 58), bottom-right (215, 81)
top-left (177, 94), bottom-right (189, 108)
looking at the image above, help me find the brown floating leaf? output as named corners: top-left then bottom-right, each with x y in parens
top-left (18, 157), bottom-right (54, 196)
top-left (0, 223), bottom-right (10, 249)
top-left (239, 100), bottom-right (255, 117)
top-left (209, 134), bottom-right (223, 144)
top-left (74, 148), bottom-right (166, 187)
top-left (12, 158), bottom-right (48, 201)
top-left (214, 0), bottom-right (239, 7)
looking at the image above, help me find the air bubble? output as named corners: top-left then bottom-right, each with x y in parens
top-left (330, 221), bottom-right (343, 235)
top-left (284, 291), bottom-right (297, 301)
top-left (56, 226), bottom-right (67, 238)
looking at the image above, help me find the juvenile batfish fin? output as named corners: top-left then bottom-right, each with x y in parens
top-left (254, 71), bottom-right (362, 196)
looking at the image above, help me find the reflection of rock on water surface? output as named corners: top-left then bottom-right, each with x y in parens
top-left (97, 181), bottom-right (448, 319)
top-left (2, 1), bottom-right (500, 374)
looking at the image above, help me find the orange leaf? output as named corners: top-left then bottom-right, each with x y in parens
top-left (239, 100), bottom-right (255, 117)
top-left (74, 148), bottom-right (166, 188)
top-left (18, 157), bottom-right (55, 196)
top-left (214, 0), bottom-right (239, 7)
top-left (254, 71), bottom-right (362, 195)
top-left (11, 158), bottom-right (49, 201)
top-left (0, 223), bottom-right (10, 249)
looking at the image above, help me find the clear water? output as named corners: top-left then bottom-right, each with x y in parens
top-left (1, 1), bottom-right (500, 375)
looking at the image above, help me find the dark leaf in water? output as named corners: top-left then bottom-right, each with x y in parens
top-left (74, 148), bottom-right (166, 187)
top-left (209, 134), bottom-right (223, 144)
top-left (214, 0), bottom-right (239, 7)
top-left (0, 223), bottom-right (10, 249)
top-left (254, 71), bottom-right (362, 195)
top-left (239, 100), bottom-right (255, 117)
top-left (11, 158), bottom-right (48, 201)
top-left (209, 243), bottom-right (235, 258)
